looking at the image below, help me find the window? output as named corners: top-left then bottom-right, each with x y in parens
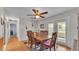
top-left (48, 21), bottom-right (66, 43)
top-left (57, 22), bottom-right (66, 42)
top-left (48, 23), bottom-right (54, 38)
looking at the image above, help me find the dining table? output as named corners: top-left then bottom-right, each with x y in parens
top-left (34, 33), bottom-right (48, 50)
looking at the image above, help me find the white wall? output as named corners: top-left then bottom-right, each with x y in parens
top-left (0, 8), bottom-right (4, 37)
top-left (0, 19), bottom-right (4, 37)
top-left (77, 8), bottom-right (79, 50)
top-left (19, 18), bottom-right (35, 41)
top-left (38, 9), bottom-right (78, 48)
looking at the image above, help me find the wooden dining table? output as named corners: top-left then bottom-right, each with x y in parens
top-left (35, 36), bottom-right (47, 42)
top-left (34, 33), bottom-right (48, 50)
top-left (34, 32), bottom-right (48, 41)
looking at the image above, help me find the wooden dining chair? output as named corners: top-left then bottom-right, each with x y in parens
top-left (27, 31), bottom-right (33, 48)
top-left (30, 32), bottom-right (41, 50)
top-left (42, 32), bottom-right (57, 51)
top-left (0, 37), bottom-right (3, 50)
top-left (27, 31), bottom-right (41, 50)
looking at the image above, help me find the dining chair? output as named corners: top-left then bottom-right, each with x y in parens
top-left (27, 31), bottom-right (33, 48)
top-left (30, 32), bottom-right (41, 50)
top-left (27, 31), bottom-right (41, 50)
top-left (42, 32), bottom-right (57, 51)
top-left (33, 38), bottom-right (41, 50)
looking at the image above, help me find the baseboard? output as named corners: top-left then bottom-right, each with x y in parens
top-left (56, 43), bottom-right (71, 50)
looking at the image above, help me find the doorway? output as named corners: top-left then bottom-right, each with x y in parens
top-left (10, 24), bottom-right (17, 37)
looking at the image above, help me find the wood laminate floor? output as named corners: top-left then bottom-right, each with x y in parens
top-left (1, 38), bottom-right (71, 51)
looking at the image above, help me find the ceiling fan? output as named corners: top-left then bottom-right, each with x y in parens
top-left (27, 9), bottom-right (48, 19)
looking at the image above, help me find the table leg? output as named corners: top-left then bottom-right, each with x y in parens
top-left (40, 42), bottom-right (44, 51)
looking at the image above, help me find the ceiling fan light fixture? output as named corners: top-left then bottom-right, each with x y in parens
top-left (28, 9), bottom-right (48, 19)
top-left (36, 15), bottom-right (40, 19)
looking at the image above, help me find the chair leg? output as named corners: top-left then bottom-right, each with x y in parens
top-left (35, 43), bottom-right (36, 50)
top-left (54, 45), bottom-right (56, 51)
top-left (30, 41), bottom-right (33, 48)
top-left (27, 41), bottom-right (29, 46)
top-left (49, 48), bottom-right (51, 51)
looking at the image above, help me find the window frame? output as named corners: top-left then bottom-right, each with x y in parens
top-left (56, 19), bottom-right (67, 44)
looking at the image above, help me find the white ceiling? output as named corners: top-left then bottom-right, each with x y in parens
top-left (3, 7), bottom-right (76, 20)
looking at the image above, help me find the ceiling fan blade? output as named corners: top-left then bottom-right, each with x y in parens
top-left (27, 14), bottom-right (35, 16)
top-left (32, 9), bottom-right (37, 13)
top-left (30, 17), bottom-right (36, 19)
top-left (40, 12), bottom-right (48, 15)
top-left (40, 16), bottom-right (45, 18)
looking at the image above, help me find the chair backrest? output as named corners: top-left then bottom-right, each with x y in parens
top-left (27, 31), bottom-right (32, 40)
top-left (50, 32), bottom-right (57, 46)
top-left (27, 31), bottom-right (35, 42)
top-left (27, 31), bottom-right (32, 36)
top-left (29, 31), bottom-right (33, 37)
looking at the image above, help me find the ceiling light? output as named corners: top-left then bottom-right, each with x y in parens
top-left (36, 15), bottom-right (40, 19)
